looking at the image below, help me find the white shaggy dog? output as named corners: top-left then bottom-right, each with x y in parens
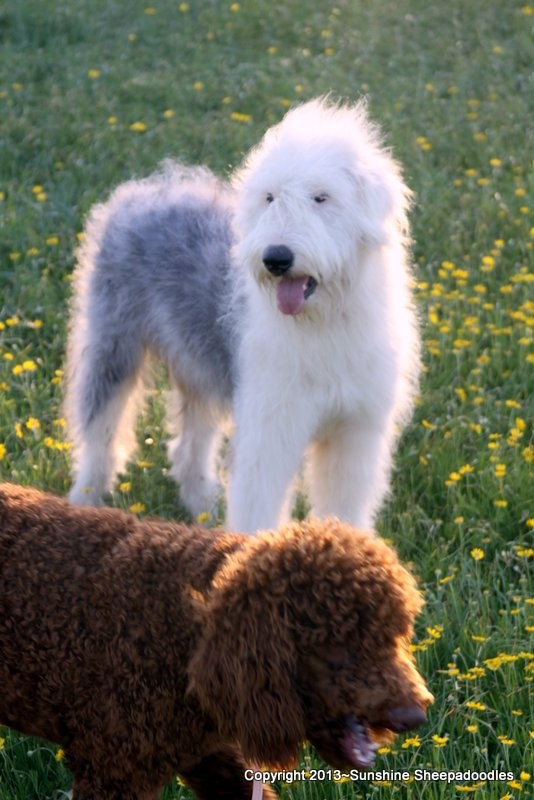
top-left (65, 97), bottom-right (419, 534)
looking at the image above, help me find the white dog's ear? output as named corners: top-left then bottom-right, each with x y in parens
top-left (350, 164), bottom-right (411, 247)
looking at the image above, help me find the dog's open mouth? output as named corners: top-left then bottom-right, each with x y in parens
top-left (339, 715), bottom-right (381, 769)
top-left (309, 714), bottom-right (392, 771)
top-left (276, 275), bottom-right (318, 316)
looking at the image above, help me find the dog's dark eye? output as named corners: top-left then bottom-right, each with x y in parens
top-left (266, 193), bottom-right (274, 203)
top-left (313, 194), bottom-right (328, 204)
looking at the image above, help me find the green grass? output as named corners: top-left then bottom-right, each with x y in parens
top-left (0, 0), bottom-right (532, 797)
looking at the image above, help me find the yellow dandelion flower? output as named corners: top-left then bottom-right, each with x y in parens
top-left (55, 747), bottom-right (65, 761)
top-left (494, 463), bottom-right (507, 477)
top-left (484, 656), bottom-right (503, 670)
top-left (432, 734), bottom-right (449, 747)
top-left (136, 460), bottom-right (153, 469)
top-left (15, 422), bottom-right (24, 438)
top-left (129, 502), bottom-right (146, 514)
top-left (26, 417), bottom-right (41, 431)
top-left (88, 69), bottom-right (101, 79)
top-left (193, 81), bottom-right (204, 91)
top-left (22, 360), bottom-right (37, 371)
top-left (230, 111), bottom-right (252, 123)
top-left (12, 364), bottom-right (24, 376)
top-left (163, 109), bottom-right (175, 119)
top-left (46, 235), bottom-right (59, 245)
top-left (471, 548), bottom-right (485, 561)
top-left (230, 2), bottom-right (240, 10)
top-left (196, 511), bottom-right (212, 524)
top-left (459, 463), bottom-right (474, 475)
top-left (401, 736), bottom-right (421, 749)
top-left (119, 481), bottom-right (132, 493)
top-left (129, 121), bottom-right (147, 132)
top-left (0, 443), bottom-right (6, 460)
top-left (520, 772), bottom-right (531, 781)
top-left (493, 499), bottom-right (508, 508)
top-left (467, 724), bottom-right (478, 733)
top-left (497, 736), bottom-right (515, 746)
top-left (178, 2), bottom-right (189, 10)
top-left (108, 116), bottom-right (117, 125)
top-left (521, 5), bottom-right (533, 14)
top-left (474, 132), bottom-right (487, 142)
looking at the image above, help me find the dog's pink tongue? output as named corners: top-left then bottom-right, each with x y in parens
top-left (276, 276), bottom-right (308, 315)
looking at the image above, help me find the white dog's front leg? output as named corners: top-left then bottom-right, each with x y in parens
top-left (227, 403), bottom-right (312, 535)
top-left (307, 416), bottom-right (396, 531)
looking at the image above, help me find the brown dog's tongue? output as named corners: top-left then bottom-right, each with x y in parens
top-left (276, 276), bottom-right (308, 315)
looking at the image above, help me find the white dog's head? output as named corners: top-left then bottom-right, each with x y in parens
top-left (233, 97), bottom-right (411, 318)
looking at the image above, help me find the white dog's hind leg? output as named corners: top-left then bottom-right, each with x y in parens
top-left (307, 418), bottom-right (395, 531)
top-left (69, 377), bottom-right (143, 506)
top-left (167, 392), bottom-right (222, 520)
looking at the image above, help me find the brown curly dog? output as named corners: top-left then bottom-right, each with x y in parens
top-left (0, 484), bottom-right (432, 800)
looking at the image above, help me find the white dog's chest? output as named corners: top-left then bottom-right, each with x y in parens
top-left (239, 317), bottom-right (396, 423)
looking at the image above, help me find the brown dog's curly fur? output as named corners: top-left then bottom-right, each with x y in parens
top-left (0, 484), bottom-right (432, 799)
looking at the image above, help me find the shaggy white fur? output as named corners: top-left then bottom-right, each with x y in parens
top-left (227, 98), bottom-right (419, 531)
top-left (65, 98), bottom-right (419, 533)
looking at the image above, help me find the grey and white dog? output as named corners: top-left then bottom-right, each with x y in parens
top-left (65, 98), bottom-right (420, 534)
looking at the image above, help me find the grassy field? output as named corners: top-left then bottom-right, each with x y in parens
top-left (0, 0), bottom-right (533, 797)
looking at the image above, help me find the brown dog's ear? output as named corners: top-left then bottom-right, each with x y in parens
top-left (188, 544), bottom-right (304, 767)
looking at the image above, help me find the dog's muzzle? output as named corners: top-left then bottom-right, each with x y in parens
top-left (262, 245), bottom-right (294, 276)
top-left (262, 244), bottom-right (318, 315)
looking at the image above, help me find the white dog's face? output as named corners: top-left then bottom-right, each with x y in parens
top-left (233, 100), bottom-right (410, 320)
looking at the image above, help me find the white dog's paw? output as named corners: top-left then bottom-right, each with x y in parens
top-left (177, 477), bottom-right (222, 525)
top-left (68, 482), bottom-right (104, 507)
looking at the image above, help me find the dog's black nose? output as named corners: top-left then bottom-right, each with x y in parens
top-left (386, 706), bottom-right (427, 733)
top-left (262, 245), bottom-right (294, 276)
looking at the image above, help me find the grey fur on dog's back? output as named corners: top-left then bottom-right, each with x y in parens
top-left (67, 163), bottom-right (237, 435)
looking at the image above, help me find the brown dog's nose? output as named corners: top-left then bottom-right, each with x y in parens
top-left (386, 706), bottom-right (427, 732)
